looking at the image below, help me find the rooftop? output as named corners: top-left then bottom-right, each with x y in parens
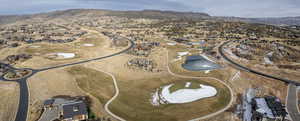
top-left (62, 101), bottom-right (88, 119)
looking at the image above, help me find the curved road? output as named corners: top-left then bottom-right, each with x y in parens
top-left (5, 39), bottom-right (299, 121)
top-left (0, 36), bottom-right (134, 121)
top-left (166, 50), bottom-right (234, 121)
top-left (219, 40), bottom-right (300, 121)
top-left (286, 84), bottom-right (300, 121)
top-left (218, 40), bottom-right (300, 86)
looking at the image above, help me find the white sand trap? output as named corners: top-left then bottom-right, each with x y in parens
top-left (151, 83), bottom-right (217, 106)
top-left (83, 43), bottom-right (95, 47)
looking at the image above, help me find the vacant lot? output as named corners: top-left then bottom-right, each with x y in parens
top-left (0, 81), bottom-right (19, 121)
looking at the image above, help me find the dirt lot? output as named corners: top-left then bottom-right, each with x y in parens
top-left (0, 81), bottom-right (19, 121)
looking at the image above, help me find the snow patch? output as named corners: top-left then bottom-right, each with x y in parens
top-left (167, 42), bottom-right (177, 46)
top-left (172, 51), bottom-right (190, 62)
top-left (57, 53), bottom-right (75, 59)
top-left (185, 82), bottom-right (191, 88)
top-left (151, 83), bottom-right (217, 106)
top-left (29, 45), bottom-right (41, 48)
top-left (177, 52), bottom-right (189, 56)
top-left (201, 54), bottom-right (215, 63)
top-left (47, 53), bottom-right (76, 59)
top-left (83, 43), bottom-right (94, 47)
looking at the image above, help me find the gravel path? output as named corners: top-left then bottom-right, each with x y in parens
top-left (101, 70), bottom-right (126, 121)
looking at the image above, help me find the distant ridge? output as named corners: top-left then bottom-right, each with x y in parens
top-left (0, 9), bottom-right (300, 26)
top-left (0, 15), bottom-right (31, 25)
top-left (217, 16), bottom-right (300, 26)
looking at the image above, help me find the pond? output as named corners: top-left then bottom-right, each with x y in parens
top-left (182, 55), bottom-right (221, 71)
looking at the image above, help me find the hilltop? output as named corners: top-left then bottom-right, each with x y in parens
top-left (1, 9), bottom-right (300, 26)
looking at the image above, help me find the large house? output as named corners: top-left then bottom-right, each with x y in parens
top-left (251, 96), bottom-right (287, 121)
top-left (61, 101), bottom-right (88, 121)
top-left (40, 98), bottom-right (88, 121)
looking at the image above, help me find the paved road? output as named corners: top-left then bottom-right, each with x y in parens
top-left (166, 50), bottom-right (234, 121)
top-left (0, 35), bottom-right (134, 121)
top-left (286, 84), bottom-right (300, 121)
top-left (219, 41), bottom-right (300, 86)
top-left (14, 79), bottom-right (29, 121)
top-left (219, 40), bottom-right (300, 121)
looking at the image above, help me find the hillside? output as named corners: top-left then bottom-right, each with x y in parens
top-left (0, 9), bottom-right (300, 26)
top-left (0, 9), bottom-right (210, 25)
top-left (0, 15), bottom-right (31, 25)
top-left (217, 16), bottom-right (300, 26)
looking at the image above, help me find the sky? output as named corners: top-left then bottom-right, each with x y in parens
top-left (0, 0), bottom-right (300, 17)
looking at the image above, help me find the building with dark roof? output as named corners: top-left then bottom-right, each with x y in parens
top-left (44, 99), bottom-right (55, 108)
top-left (40, 98), bottom-right (88, 121)
top-left (61, 101), bottom-right (88, 121)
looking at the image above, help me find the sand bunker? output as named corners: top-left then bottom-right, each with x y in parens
top-left (151, 82), bottom-right (217, 106)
